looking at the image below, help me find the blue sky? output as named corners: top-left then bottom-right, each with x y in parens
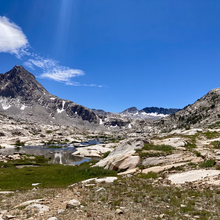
top-left (0, 0), bottom-right (220, 112)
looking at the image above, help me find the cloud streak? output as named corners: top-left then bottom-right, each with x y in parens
top-left (0, 16), bottom-right (29, 58)
top-left (25, 57), bottom-right (84, 85)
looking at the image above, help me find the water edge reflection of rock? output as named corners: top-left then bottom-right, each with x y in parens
top-left (0, 138), bottom-right (104, 165)
top-left (0, 145), bottom-right (93, 165)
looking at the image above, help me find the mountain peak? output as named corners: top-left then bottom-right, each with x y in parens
top-left (14, 65), bottom-right (24, 69)
top-left (0, 66), bottom-right (100, 126)
top-left (122, 107), bottom-right (138, 113)
top-left (0, 66), bottom-right (47, 98)
top-left (8, 65), bottom-right (34, 77)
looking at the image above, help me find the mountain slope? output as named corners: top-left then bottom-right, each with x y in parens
top-left (0, 66), bottom-right (99, 126)
top-left (156, 88), bottom-right (220, 131)
top-left (0, 66), bottom-right (133, 129)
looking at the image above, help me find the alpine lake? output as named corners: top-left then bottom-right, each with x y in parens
top-left (0, 139), bottom-right (103, 165)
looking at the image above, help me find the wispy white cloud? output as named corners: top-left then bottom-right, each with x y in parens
top-left (83, 84), bottom-right (99, 87)
top-left (25, 58), bottom-right (57, 69)
top-left (0, 15), bottom-right (104, 87)
top-left (0, 16), bottom-right (29, 58)
top-left (40, 66), bottom-right (84, 83)
top-left (25, 57), bottom-right (84, 85)
top-left (66, 82), bottom-right (81, 86)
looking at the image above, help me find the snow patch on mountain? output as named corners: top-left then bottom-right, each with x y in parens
top-left (120, 106), bottom-right (179, 121)
top-left (57, 101), bottom-right (65, 113)
top-left (20, 104), bottom-right (27, 110)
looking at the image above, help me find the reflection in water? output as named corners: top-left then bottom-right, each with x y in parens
top-left (0, 145), bottom-right (91, 165)
top-left (49, 151), bottom-right (87, 165)
top-left (0, 139), bottom-right (103, 165)
top-left (54, 152), bottom-right (62, 164)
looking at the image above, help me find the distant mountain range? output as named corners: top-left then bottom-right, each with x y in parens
top-left (120, 106), bottom-right (180, 120)
top-left (92, 106), bottom-right (180, 121)
top-left (3, 66), bottom-right (218, 131)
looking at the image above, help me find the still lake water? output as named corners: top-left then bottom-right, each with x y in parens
top-left (0, 139), bottom-right (102, 165)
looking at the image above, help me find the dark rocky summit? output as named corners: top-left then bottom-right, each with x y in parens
top-left (142, 107), bottom-right (180, 115)
top-left (0, 66), bottom-right (99, 126)
top-left (0, 65), bottom-right (48, 99)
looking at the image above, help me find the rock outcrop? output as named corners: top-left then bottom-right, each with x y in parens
top-left (95, 138), bottom-right (149, 170)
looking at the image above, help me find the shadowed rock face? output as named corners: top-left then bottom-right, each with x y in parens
top-left (0, 65), bottom-right (48, 100)
top-left (142, 107), bottom-right (180, 115)
top-left (0, 66), bottom-right (99, 125)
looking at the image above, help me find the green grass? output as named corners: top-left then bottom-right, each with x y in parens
top-left (108, 137), bottom-right (124, 143)
top-left (47, 146), bottom-right (62, 149)
top-left (210, 141), bottom-right (219, 148)
top-left (46, 130), bottom-right (53, 134)
top-left (184, 134), bottom-right (198, 149)
top-left (199, 159), bottom-right (216, 168)
top-left (102, 151), bottom-right (111, 158)
top-left (90, 175), bottom-right (216, 219)
top-left (14, 140), bottom-right (25, 146)
top-left (138, 172), bottom-right (158, 179)
top-left (208, 121), bottom-right (220, 129)
top-left (142, 144), bottom-right (175, 152)
top-left (136, 144), bottom-right (175, 158)
top-left (0, 160), bottom-right (117, 190)
top-left (202, 131), bottom-right (220, 139)
top-left (194, 150), bottom-right (201, 157)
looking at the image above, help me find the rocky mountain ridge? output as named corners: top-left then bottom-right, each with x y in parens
top-left (155, 88), bottom-right (220, 132)
top-left (0, 66), bottom-right (133, 129)
top-left (92, 106), bottom-right (180, 121)
top-left (120, 106), bottom-right (180, 120)
top-left (1, 66), bottom-right (220, 133)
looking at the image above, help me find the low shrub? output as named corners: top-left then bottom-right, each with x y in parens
top-left (136, 144), bottom-right (175, 158)
top-left (102, 151), bottom-right (111, 158)
top-left (199, 159), bottom-right (215, 168)
top-left (138, 172), bottom-right (158, 179)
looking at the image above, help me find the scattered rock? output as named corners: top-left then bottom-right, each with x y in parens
top-left (66, 199), bottom-right (81, 209)
top-left (115, 209), bottom-right (123, 214)
top-left (57, 209), bottom-right (65, 214)
top-left (153, 137), bottom-right (185, 148)
top-left (15, 199), bottom-right (44, 208)
top-left (168, 170), bottom-right (220, 184)
top-left (142, 162), bottom-right (187, 174)
top-left (4, 216), bottom-right (16, 220)
top-left (96, 187), bottom-right (106, 192)
top-left (68, 176), bottom-right (118, 187)
top-left (0, 191), bottom-right (14, 194)
top-left (25, 204), bottom-right (50, 214)
top-left (118, 168), bottom-right (138, 175)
